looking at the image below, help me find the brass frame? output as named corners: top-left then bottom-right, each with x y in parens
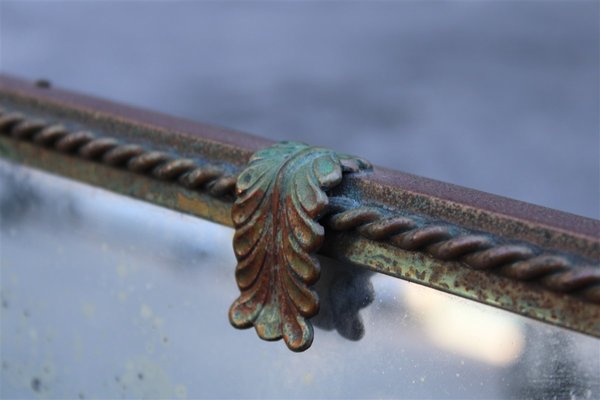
top-left (1, 75), bottom-right (598, 341)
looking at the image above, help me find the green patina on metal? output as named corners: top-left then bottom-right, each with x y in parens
top-left (322, 232), bottom-right (600, 336)
top-left (1, 76), bottom-right (598, 347)
top-left (229, 141), bottom-right (371, 351)
top-left (0, 137), bottom-right (233, 226)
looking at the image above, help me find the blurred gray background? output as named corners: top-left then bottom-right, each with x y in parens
top-left (0, 1), bottom-right (598, 218)
top-left (1, 3), bottom-right (599, 399)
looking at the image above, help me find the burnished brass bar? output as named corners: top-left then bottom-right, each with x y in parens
top-left (1, 75), bottom-right (598, 338)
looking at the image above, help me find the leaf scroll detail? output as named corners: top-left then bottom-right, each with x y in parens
top-left (229, 141), bottom-right (371, 351)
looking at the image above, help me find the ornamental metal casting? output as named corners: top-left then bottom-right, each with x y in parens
top-left (229, 142), bottom-right (371, 351)
top-left (0, 76), bottom-right (598, 345)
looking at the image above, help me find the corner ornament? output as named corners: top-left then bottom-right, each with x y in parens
top-left (229, 141), bottom-right (371, 351)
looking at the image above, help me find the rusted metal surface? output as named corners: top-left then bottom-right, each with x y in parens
top-left (0, 109), bottom-right (237, 197)
top-left (325, 198), bottom-right (600, 304)
top-left (229, 142), bottom-right (371, 351)
top-left (0, 75), bottom-right (598, 341)
top-left (321, 232), bottom-right (600, 338)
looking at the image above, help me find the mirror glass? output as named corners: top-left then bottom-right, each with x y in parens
top-left (1, 161), bottom-right (598, 399)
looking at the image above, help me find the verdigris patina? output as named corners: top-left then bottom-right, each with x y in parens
top-left (229, 141), bottom-right (371, 351)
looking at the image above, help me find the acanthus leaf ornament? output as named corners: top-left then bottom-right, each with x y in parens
top-left (229, 141), bottom-right (371, 352)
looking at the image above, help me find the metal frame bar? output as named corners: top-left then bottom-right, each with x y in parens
top-left (1, 75), bottom-right (598, 337)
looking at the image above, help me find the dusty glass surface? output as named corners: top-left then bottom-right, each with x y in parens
top-left (1, 161), bottom-right (598, 399)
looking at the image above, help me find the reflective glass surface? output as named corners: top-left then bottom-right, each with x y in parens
top-left (1, 161), bottom-right (598, 399)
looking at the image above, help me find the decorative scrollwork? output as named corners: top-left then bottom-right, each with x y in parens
top-left (229, 141), bottom-right (371, 351)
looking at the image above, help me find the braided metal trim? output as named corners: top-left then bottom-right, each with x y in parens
top-left (325, 197), bottom-right (600, 304)
top-left (0, 109), bottom-right (236, 198)
top-left (1, 108), bottom-right (598, 305)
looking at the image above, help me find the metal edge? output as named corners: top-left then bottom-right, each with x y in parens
top-left (1, 75), bottom-right (598, 337)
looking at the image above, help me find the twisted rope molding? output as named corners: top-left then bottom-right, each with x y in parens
top-left (1, 107), bottom-right (598, 305)
top-left (325, 197), bottom-right (600, 304)
top-left (0, 108), bottom-right (236, 199)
